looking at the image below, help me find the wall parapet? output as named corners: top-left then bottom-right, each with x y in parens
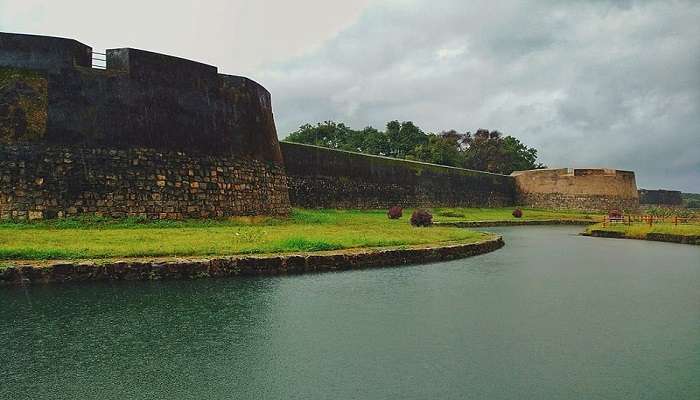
top-left (0, 32), bottom-right (91, 72)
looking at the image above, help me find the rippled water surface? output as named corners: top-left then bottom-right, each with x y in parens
top-left (1, 226), bottom-right (699, 399)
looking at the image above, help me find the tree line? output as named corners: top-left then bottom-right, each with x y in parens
top-left (283, 120), bottom-right (545, 174)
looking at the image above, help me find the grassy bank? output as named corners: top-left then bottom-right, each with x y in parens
top-left (0, 209), bottom-right (494, 262)
top-left (431, 207), bottom-right (601, 223)
top-left (585, 222), bottom-right (700, 244)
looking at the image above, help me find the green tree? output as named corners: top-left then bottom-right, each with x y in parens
top-left (358, 126), bottom-right (390, 155)
top-left (502, 135), bottom-right (545, 172)
top-left (412, 134), bottom-right (462, 166)
top-left (385, 120), bottom-right (427, 158)
top-left (462, 129), bottom-right (545, 174)
top-left (285, 121), bottom-right (352, 149)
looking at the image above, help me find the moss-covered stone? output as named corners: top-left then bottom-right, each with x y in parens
top-left (0, 67), bottom-right (48, 142)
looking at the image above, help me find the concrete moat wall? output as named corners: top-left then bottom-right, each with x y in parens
top-left (0, 32), bottom-right (290, 219)
top-left (511, 168), bottom-right (639, 211)
top-left (280, 142), bottom-right (516, 209)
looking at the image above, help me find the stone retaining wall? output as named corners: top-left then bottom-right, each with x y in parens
top-left (0, 236), bottom-right (504, 285)
top-left (585, 229), bottom-right (699, 245)
top-left (434, 219), bottom-right (595, 228)
top-left (0, 145), bottom-right (289, 220)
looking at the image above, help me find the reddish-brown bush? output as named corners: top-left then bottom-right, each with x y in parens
top-left (410, 209), bottom-right (433, 227)
top-left (512, 208), bottom-right (523, 218)
top-left (387, 206), bottom-right (403, 219)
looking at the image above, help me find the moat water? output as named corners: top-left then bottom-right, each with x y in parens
top-left (1, 226), bottom-right (699, 399)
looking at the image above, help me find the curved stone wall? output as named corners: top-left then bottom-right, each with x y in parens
top-left (0, 236), bottom-right (505, 285)
top-left (511, 168), bottom-right (639, 211)
top-left (0, 32), bottom-right (289, 219)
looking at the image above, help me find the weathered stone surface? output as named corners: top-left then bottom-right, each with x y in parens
top-left (0, 145), bottom-right (290, 220)
top-left (0, 33), bottom-right (283, 163)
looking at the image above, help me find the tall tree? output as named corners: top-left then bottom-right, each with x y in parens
top-left (385, 120), bottom-right (427, 158)
top-left (462, 129), bottom-right (544, 174)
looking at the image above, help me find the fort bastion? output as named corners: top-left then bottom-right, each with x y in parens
top-left (0, 32), bottom-right (289, 219)
top-left (511, 168), bottom-right (639, 211)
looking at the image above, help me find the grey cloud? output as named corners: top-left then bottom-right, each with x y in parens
top-left (261, 0), bottom-right (700, 191)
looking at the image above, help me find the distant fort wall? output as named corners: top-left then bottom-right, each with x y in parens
top-left (638, 189), bottom-right (683, 207)
top-left (511, 168), bottom-right (639, 211)
top-left (0, 32), bottom-right (289, 219)
top-left (281, 142), bottom-right (516, 209)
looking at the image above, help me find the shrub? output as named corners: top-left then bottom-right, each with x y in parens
top-left (512, 208), bottom-right (523, 218)
top-left (387, 206), bottom-right (403, 219)
top-left (410, 209), bottom-right (433, 227)
top-left (687, 200), bottom-right (700, 209)
top-left (608, 209), bottom-right (623, 219)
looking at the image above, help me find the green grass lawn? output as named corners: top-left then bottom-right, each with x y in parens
top-left (431, 207), bottom-right (601, 222)
top-left (0, 207), bottom-right (605, 262)
top-left (585, 222), bottom-right (700, 240)
top-left (0, 209), bottom-right (496, 262)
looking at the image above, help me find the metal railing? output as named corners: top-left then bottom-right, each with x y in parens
top-left (602, 214), bottom-right (698, 227)
top-left (92, 51), bottom-right (106, 69)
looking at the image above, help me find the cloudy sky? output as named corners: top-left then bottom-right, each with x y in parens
top-left (1, 0), bottom-right (698, 191)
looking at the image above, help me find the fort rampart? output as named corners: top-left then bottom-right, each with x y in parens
top-left (511, 168), bottom-right (639, 211)
top-left (281, 142), bottom-right (515, 209)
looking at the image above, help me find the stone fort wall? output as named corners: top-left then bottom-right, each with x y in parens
top-left (0, 145), bottom-right (288, 220)
top-left (281, 142), bottom-right (516, 209)
top-left (638, 189), bottom-right (683, 207)
top-left (0, 32), bottom-right (290, 219)
top-left (511, 168), bottom-right (639, 211)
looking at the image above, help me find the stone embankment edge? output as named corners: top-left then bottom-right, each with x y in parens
top-left (0, 236), bottom-right (504, 286)
top-left (434, 219), bottom-right (595, 228)
top-left (583, 230), bottom-right (700, 245)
